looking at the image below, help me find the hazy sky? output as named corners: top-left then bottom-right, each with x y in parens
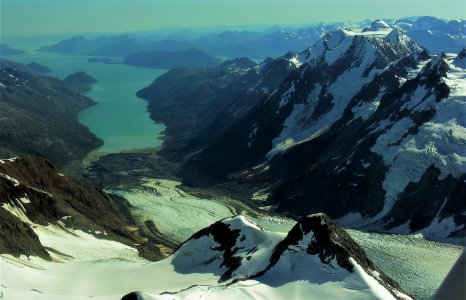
top-left (1, 0), bottom-right (465, 36)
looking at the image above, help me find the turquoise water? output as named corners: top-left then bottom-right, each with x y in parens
top-left (3, 50), bottom-right (166, 153)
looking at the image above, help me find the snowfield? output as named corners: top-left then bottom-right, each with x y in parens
top-left (0, 177), bottom-right (462, 300)
top-left (371, 55), bottom-right (466, 222)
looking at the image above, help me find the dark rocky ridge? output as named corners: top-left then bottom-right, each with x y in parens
top-left (257, 214), bottom-right (404, 297)
top-left (0, 205), bottom-right (50, 260)
top-left (0, 67), bottom-right (102, 167)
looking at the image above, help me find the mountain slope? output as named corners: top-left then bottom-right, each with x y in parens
top-left (138, 52), bottom-right (305, 160)
top-left (137, 58), bottom-right (257, 157)
top-left (181, 25), bottom-right (466, 241)
top-left (183, 26), bottom-right (421, 179)
top-left (125, 214), bottom-right (411, 299)
top-left (0, 66), bottom-right (102, 167)
top-left (0, 156), bottom-right (163, 261)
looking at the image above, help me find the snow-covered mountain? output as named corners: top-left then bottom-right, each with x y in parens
top-left (181, 22), bottom-right (466, 242)
top-left (123, 214), bottom-right (411, 299)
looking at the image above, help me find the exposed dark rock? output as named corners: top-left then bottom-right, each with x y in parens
top-left (0, 205), bottom-right (50, 260)
top-left (385, 166), bottom-right (466, 233)
top-left (121, 291), bottom-right (140, 300)
top-left (181, 220), bottom-right (242, 282)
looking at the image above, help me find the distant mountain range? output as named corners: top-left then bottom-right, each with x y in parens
top-left (124, 48), bottom-right (222, 69)
top-left (138, 21), bottom-right (466, 243)
top-left (38, 16), bottom-right (464, 61)
top-left (395, 16), bottom-right (466, 54)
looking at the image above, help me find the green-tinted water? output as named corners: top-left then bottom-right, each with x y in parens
top-left (3, 51), bottom-right (166, 153)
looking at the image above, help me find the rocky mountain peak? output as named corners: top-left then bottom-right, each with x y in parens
top-left (384, 28), bottom-right (420, 52)
top-left (419, 53), bottom-right (450, 80)
top-left (269, 214), bottom-right (371, 272)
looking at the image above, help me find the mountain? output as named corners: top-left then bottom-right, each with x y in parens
top-left (0, 156), bottom-right (163, 261)
top-left (37, 24), bottom-right (339, 60)
top-left (136, 58), bottom-right (255, 156)
top-left (38, 35), bottom-right (146, 56)
top-left (64, 71), bottom-right (98, 92)
top-left (137, 52), bottom-right (310, 160)
top-left (195, 25), bottom-right (338, 59)
top-left (123, 214), bottom-right (411, 299)
top-left (39, 36), bottom-right (93, 54)
top-left (124, 48), bottom-right (222, 69)
top-left (0, 65), bottom-right (102, 167)
top-left (180, 24), bottom-right (466, 241)
top-left (0, 44), bottom-right (26, 55)
top-left (395, 17), bottom-right (466, 54)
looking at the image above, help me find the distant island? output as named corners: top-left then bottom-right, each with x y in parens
top-left (64, 71), bottom-right (98, 93)
top-left (87, 57), bottom-right (121, 64)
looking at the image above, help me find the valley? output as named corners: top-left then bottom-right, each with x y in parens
top-left (1, 14), bottom-right (465, 300)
